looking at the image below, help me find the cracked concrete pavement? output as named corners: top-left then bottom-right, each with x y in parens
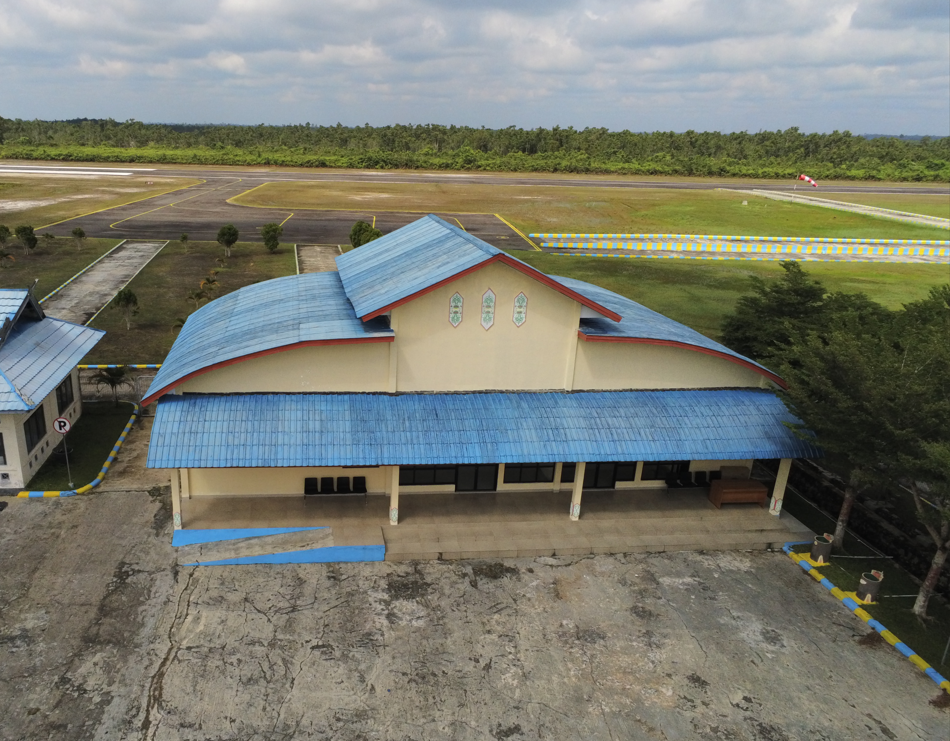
top-left (1, 489), bottom-right (947, 741)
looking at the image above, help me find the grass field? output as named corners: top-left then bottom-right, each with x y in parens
top-left (0, 237), bottom-right (120, 298)
top-left (805, 192), bottom-right (950, 219)
top-left (87, 239), bottom-right (296, 363)
top-left (0, 174), bottom-right (200, 230)
top-left (516, 253), bottom-right (948, 339)
top-left (232, 181), bottom-right (950, 241)
top-left (26, 401), bottom-right (134, 491)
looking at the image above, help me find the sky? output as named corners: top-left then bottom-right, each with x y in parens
top-left (1, 0), bottom-right (948, 134)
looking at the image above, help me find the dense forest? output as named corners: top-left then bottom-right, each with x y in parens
top-left (1, 118), bottom-right (948, 181)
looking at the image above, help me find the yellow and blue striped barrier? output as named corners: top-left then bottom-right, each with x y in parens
top-left (39, 240), bottom-right (129, 304)
top-left (783, 541), bottom-right (949, 693)
top-left (79, 364), bottom-right (162, 369)
top-left (17, 404), bottom-right (140, 498)
top-left (531, 233), bottom-right (949, 245)
top-left (552, 252), bottom-right (832, 263)
top-left (542, 241), bottom-right (950, 257)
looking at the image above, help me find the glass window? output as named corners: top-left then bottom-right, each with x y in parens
top-left (561, 463), bottom-right (576, 483)
top-left (0, 433), bottom-right (6, 466)
top-left (399, 466), bottom-right (457, 486)
top-left (615, 463), bottom-right (637, 481)
top-left (503, 463), bottom-right (555, 484)
top-left (641, 461), bottom-right (690, 481)
top-left (56, 376), bottom-right (75, 415)
top-left (24, 405), bottom-right (46, 453)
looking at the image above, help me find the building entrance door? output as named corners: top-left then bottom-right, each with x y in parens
top-left (456, 464), bottom-right (498, 492)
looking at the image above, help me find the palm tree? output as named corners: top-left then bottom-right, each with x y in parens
top-left (171, 316), bottom-right (187, 333)
top-left (91, 368), bottom-right (134, 407)
top-left (186, 289), bottom-right (208, 310)
top-left (200, 270), bottom-right (219, 292)
top-left (0, 249), bottom-right (15, 269)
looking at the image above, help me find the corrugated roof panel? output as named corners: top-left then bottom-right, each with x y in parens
top-left (0, 289), bottom-right (28, 327)
top-left (336, 215), bottom-right (501, 319)
top-left (552, 275), bottom-right (777, 377)
top-left (147, 389), bottom-right (820, 468)
top-left (144, 272), bottom-right (393, 402)
top-left (0, 318), bottom-right (104, 411)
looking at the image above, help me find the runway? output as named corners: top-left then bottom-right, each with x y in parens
top-left (2, 162), bottom-right (948, 195)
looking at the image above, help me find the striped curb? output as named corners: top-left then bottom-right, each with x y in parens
top-left (783, 541), bottom-right (949, 693)
top-left (17, 404), bottom-right (140, 498)
top-left (39, 240), bottom-right (129, 303)
top-left (552, 252), bottom-right (847, 263)
top-left (530, 233), bottom-right (949, 245)
top-left (542, 241), bottom-right (949, 257)
top-left (79, 364), bottom-right (162, 369)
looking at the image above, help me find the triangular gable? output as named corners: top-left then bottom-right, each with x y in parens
top-left (336, 215), bottom-right (621, 322)
top-left (0, 288), bottom-right (45, 348)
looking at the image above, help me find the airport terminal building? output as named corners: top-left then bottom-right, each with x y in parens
top-left (144, 215), bottom-right (818, 530)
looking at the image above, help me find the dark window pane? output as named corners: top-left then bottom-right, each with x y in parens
top-left (434, 466), bottom-right (456, 485)
top-left (583, 463), bottom-right (597, 488)
top-left (615, 464), bottom-right (636, 481)
top-left (537, 465), bottom-right (555, 483)
top-left (414, 467), bottom-right (435, 486)
top-left (0, 433), bottom-right (5, 466)
top-left (503, 464), bottom-right (521, 484)
top-left (596, 463), bottom-right (616, 489)
top-left (56, 377), bottom-right (74, 415)
top-left (561, 463), bottom-right (576, 483)
top-left (456, 466), bottom-right (477, 491)
top-left (475, 465), bottom-right (497, 491)
top-left (24, 405), bottom-right (46, 453)
top-left (520, 464), bottom-right (538, 483)
top-left (399, 468), bottom-right (414, 486)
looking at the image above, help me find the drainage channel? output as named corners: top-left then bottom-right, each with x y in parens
top-left (40, 240), bottom-right (168, 325)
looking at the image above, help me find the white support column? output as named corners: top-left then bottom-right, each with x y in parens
top-left (171, 470), bottom-right (183, 530)
top-left (180, 468), bottom-right (192, 499)
top-left (570, 462), bottom-right (586, 521)
top-left (770, 458), bottom-right (792, 516)
top-left (389, 466), bottom-right (400, 525)
top-left (553, 462), bottom-right (564, 492)
top-left (496, 464), bottom-right (506, 490)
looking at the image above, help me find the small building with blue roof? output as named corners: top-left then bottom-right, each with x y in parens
top-left (144, 215), bottom-right (817, 531)
top-left (0, 288), bottom-right (104, 488)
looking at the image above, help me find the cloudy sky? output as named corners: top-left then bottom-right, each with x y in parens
top-left (1, 0), bottom-right (947, 133)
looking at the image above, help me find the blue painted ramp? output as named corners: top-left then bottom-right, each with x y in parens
top-left (172, 527), bottom-right (325, 547)
top-left (183, 544), bottom-right (386, 566)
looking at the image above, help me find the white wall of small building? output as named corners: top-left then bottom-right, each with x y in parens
top-left (0, 368), bottom-right (82, 489)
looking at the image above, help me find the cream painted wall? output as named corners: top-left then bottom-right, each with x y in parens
top-left (0, 369), bottom-right (82, 489)
top-left (392, 262), bottom-right (581, 392)
top-left (573, 340), bottom-right (766, 390)
top-left (187, 465), bottom-right (389, 497)
top-left (181, 343), bottom-right (391, 394)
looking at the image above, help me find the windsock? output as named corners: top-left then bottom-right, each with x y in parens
top-left (798, 174), bottom-right (818, 187)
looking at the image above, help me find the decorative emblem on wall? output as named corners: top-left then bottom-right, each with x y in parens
top-left (481, 289), bottom-right (496, 330)
top-left (449, 292), bottom-right (464, 327)
top-left (570, 502), bottom-right (581, 520)
top-left (512, 292), bottom-right (528, 327)
top-left (389, 507), bottom-right (399, 524)
top-left (173, 512), bottom-right (182, 529)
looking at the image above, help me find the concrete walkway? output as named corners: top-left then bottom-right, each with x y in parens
top-left (41, 240), bottom-right (167, 324)
top-left (178, 487), bottom-right (813, 562)
top-left (745, 189), bottom-right (950, 230)
top-left (295, 244), bottom-right (341, 273)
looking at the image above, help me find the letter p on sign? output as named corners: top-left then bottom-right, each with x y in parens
top-left (54, 417), bottom-right (71, 434)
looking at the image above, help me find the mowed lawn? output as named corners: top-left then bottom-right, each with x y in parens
top-left (233, 180), bottom-right (950, 241)
top-left (87, 240), bottom-right (296, 363)
top-left (0, 237), bottom-right (120, 298)
top-left (0, 174), bottom-right (201, 230)
top-left (805, 192), bottom-right (950, 219)
top-left (516, 253), bottom-right (949, 340)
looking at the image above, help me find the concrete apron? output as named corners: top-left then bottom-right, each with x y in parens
top-left (175, 488), bottom-right (814, 566)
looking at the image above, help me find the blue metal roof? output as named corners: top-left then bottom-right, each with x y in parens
top-left (336, 214), bottom-right (503, 319)
top-left (0, 289), bottom-right (29, 327)
top-left (0, 318), bottom-right (104, 411)
top-left (144, 272), bottom-right (393, 403)
top-left (147, 389), bottom-right (819, 468)
top-left (552, 276), bottom-right (776, 377)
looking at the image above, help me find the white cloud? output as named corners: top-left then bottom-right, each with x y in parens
top-left (0, 0), bottom-right (945, 133)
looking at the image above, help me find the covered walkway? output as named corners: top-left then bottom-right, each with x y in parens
top-left (178, 487), bottom-right (813, 562)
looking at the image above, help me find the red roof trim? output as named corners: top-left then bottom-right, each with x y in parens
top-left (142, 336), bottom-right (393, 406)
top-left (361, 254), bottom-right (622, 323)
top-left (579, 332), bottom-right (787, 389)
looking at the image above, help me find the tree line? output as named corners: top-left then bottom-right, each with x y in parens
top-left (722, 264), bottom-right (950, 619)
top-left (1, 118), bottom-right (947, 181)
